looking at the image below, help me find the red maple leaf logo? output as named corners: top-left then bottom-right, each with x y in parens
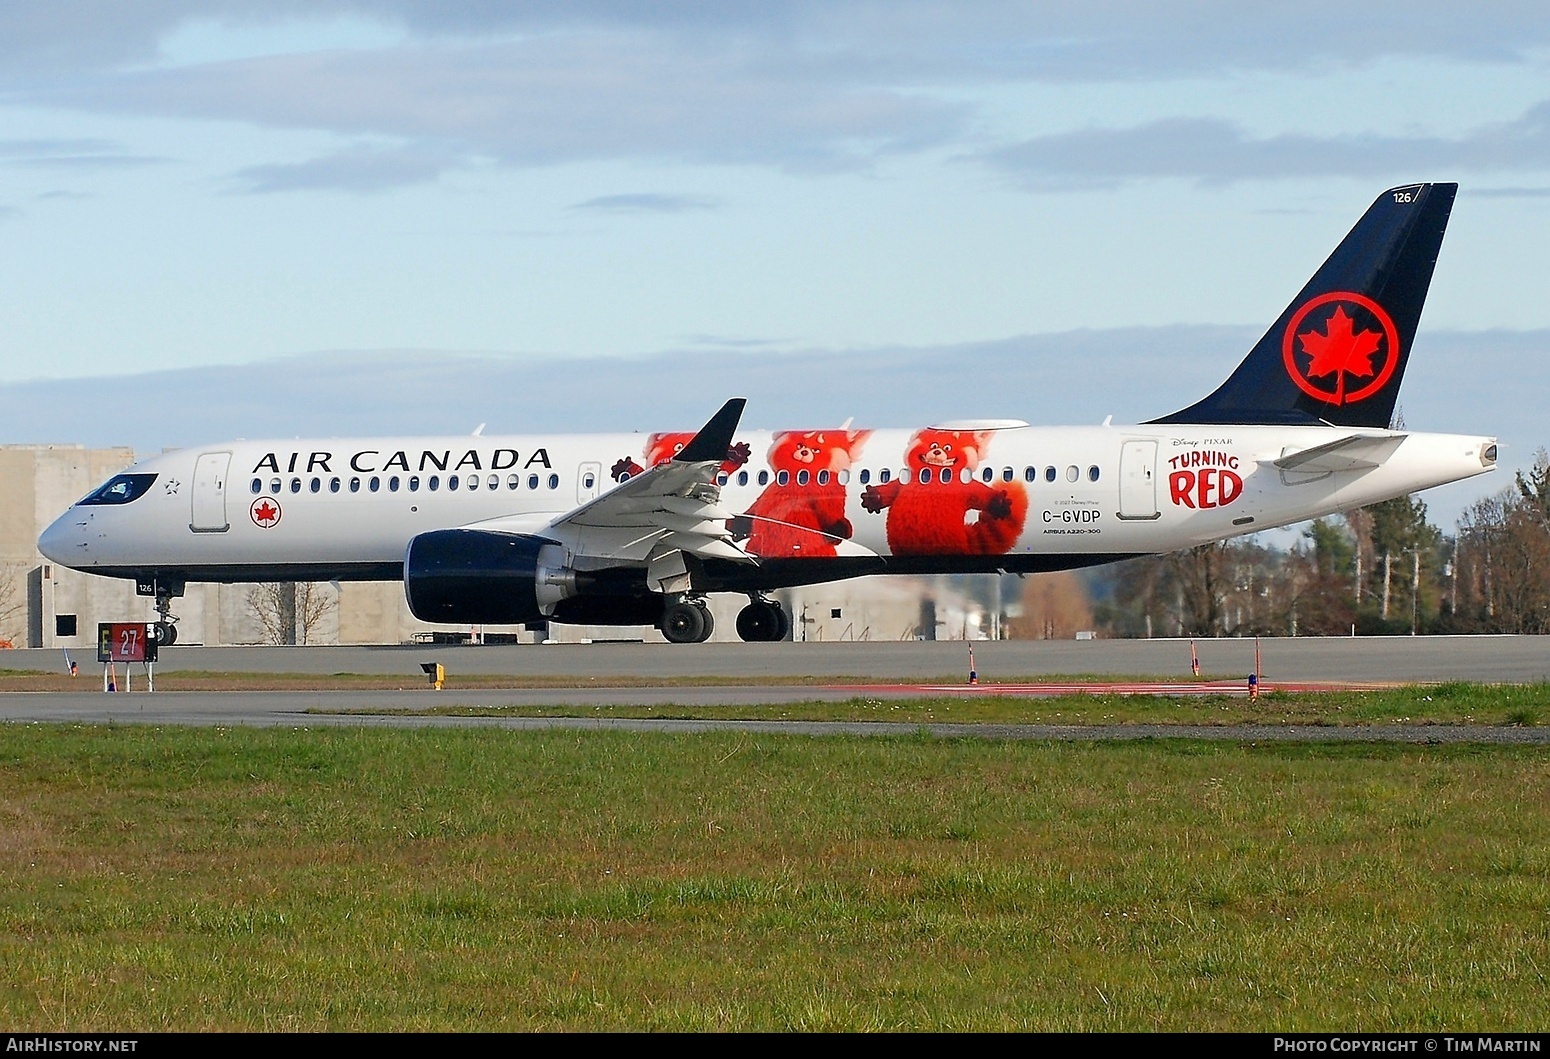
top-left (1298, 306), bottom-right (1383, 381)
top-left (251, 499), bottom-right (280, 527)
top-left (1282, 291), bottom-right (1400, 406)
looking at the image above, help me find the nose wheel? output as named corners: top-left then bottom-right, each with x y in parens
top-left (153, 591), bottom-right (179, 647)
top-left (661, 599), bottom-right (715, 644)
top-left (736, 597), bottom-right (789, 642)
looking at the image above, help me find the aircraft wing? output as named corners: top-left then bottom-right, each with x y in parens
top-left (1271, 433), bottom-right (1407, 474)
top-left (541, 398), bottom-right (757, 568)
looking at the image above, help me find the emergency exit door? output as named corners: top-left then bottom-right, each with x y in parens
top-left (190, 452), bottom-right (231, 532)
top-left (1117, 440), bottom-right (1160, 520)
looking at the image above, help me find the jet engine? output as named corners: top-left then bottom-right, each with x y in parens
top-left (404, 529), bottom-right (576, 626)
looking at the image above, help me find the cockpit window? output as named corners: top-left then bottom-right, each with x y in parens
top-left (78, 473), bottom-right (158, 506)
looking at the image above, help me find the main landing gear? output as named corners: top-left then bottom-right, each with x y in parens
top-left (660, 598), bottom-right (715, 644)
top-left (659, 596), bottom-right (791, 643)
top-left (735, 596), bottom-right (789, 643)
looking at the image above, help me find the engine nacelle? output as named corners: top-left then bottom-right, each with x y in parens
top-left (404, 529), bottom-right (575, 625)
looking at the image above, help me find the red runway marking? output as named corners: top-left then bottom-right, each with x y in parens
top-left (830, 680), bottom-right (1402, 698)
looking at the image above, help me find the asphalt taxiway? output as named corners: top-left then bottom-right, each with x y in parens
top-left (12, 634), bottom-right (1550, 683)
top-left (1, 635), bottom-right (1546, 741)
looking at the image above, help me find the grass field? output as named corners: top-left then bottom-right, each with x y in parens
top-left (1, 723), bottom-right (1547, 1030)
top-left (322, 682), bottom-right (1550, 727)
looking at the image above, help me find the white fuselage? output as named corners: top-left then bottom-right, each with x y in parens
top-left (39, 422), bottom-right (1496, 584)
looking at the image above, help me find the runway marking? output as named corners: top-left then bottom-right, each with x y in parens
top-left (832, 680), bottom-right (1405, 697)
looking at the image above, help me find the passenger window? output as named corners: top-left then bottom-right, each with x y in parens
top-left (330, 477), bottom-right (341, 493)
top-left (1088, 465), bottom-right (1100, 482)
top-left (777, 470), bottom-right (789, 486)
top-left (349, 477), bottom-right (360, 493)
top-left (1045, 466), bottom-right (1057, 482)
top-left (1024, 467), bottom-right (1036, 483)
top-left (408, 476), bottom-right (419, 492)
top-left (859, 469), bottom-right (871, 485)
top-left (717, 473), bottom-right (728, 486)
top-left (369, 476), bottom-right (381, 492)
top-left (309, 477), bottom-right (320, 493)
top-left (1066, 465), bottom-right (1079, 482)
top-left (467, 475), bottom-right (479, 491)
top-left (919, 468), bottom-right (932, 485)
top-left (797, 469), bottom-right (809, 486)
top-left (270, 478), bottom-right (282, 494)
top-left (818, 469), bottom-right (830, 486)
top-left (488, 474), bottom-right (498, 490)
top-left (527, 474), bottom-right (539, 490)
top-left (1003, 467), bottom-right (1013, 483)
top-left (448, 475), bottom-right (459, 491)
top-left (507, 474), bottom-right (519, 489)
top-left (548, 473), bottom-right (559, 490)
top-left (737, 470), bottom-right (748, 486)
top-left (389, 476), bottom-right (400, 492)
top-left (429, 476), bottom-right (440, 491)
top-left (879, 469), bottom-right (891, 484)
top-left (290, 478), bottom-right (301, 493)
top-left (981, 467), bottom-right (993, 483)
top-left (250, 478), bottom-right (262, 494)
top-left (758, 470), bottom-right (769, 486)
top-left (838, 469), bottom-right (850, 485)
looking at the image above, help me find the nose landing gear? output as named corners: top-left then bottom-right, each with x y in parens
top-left (153, 591), bottom-right (179, 647)
top-left (735, 596), bottom-right (789, 642)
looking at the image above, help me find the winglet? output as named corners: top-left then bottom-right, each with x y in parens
top-left (674, 398), bottom-right (746, 463)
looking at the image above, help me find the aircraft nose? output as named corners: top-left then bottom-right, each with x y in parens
top-left (37, 511), bottom-right (81, 565)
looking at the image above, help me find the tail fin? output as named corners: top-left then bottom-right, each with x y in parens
top-left (1151, 182), bottom-right (1457, 428)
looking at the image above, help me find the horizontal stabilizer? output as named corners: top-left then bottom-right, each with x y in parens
top-left (1271, 433), bottom-right (1406, 473)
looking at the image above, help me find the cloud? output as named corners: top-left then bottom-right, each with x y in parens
top-left (7, 3), bottom-right (1550, 79)
top-left (984, 104), bottom-right (1550, 188)
top-left (24, 33), bottom-right (966, 174)
top-left (3, 5), bottom-right (1550, 182)
top-left (569, 193), bottom-right (721, 214)
top-left (0, 137), bottom-right (166, 170)
top-left (231, 142), bottom-right (457, 193)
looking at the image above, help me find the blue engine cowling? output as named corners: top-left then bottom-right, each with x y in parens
top-left (404, 529), bottom-right (572, 626)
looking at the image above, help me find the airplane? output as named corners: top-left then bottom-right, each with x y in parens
top-left (39, 182), bottom-right (1495, 645)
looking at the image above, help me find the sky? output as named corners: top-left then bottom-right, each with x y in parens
top-left (2, 2), bottom-right (1549, 527)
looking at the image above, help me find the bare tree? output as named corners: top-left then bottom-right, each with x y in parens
top-left (247, 582), bottom-right (338, 645)
top-left (247, 583), bottom-right (295, 645)
top-left (294, 581), bottom-right (337, 645)
top-left (0, 563), bottom-right (26, 648)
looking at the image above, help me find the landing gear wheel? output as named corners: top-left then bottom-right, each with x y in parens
top-left (661, 601), bottom-right (714, 644)
top-left (736, 599), bottom-right (788, 642)
top-left (153, 622), bottom-right (177, 647)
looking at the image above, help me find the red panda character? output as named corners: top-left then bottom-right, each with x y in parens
top-left (734, 430), bottom-right (872, 558)
top-left (611, 433), bottom-right (751, 482)
top-left (860, 428), bottom-right (1028, 555)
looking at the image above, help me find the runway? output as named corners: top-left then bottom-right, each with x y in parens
top-left (3, 636), bottom-right (1545, 741)
top-left (11, 634), bottom-right (1550, 683)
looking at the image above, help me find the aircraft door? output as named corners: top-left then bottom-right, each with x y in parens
top-left (577, 461), bottom-right (602, 504)
top-left (1117, 440), bottom-right (1160, 520)
top-left (190, 451), bottom-right (232, 532)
